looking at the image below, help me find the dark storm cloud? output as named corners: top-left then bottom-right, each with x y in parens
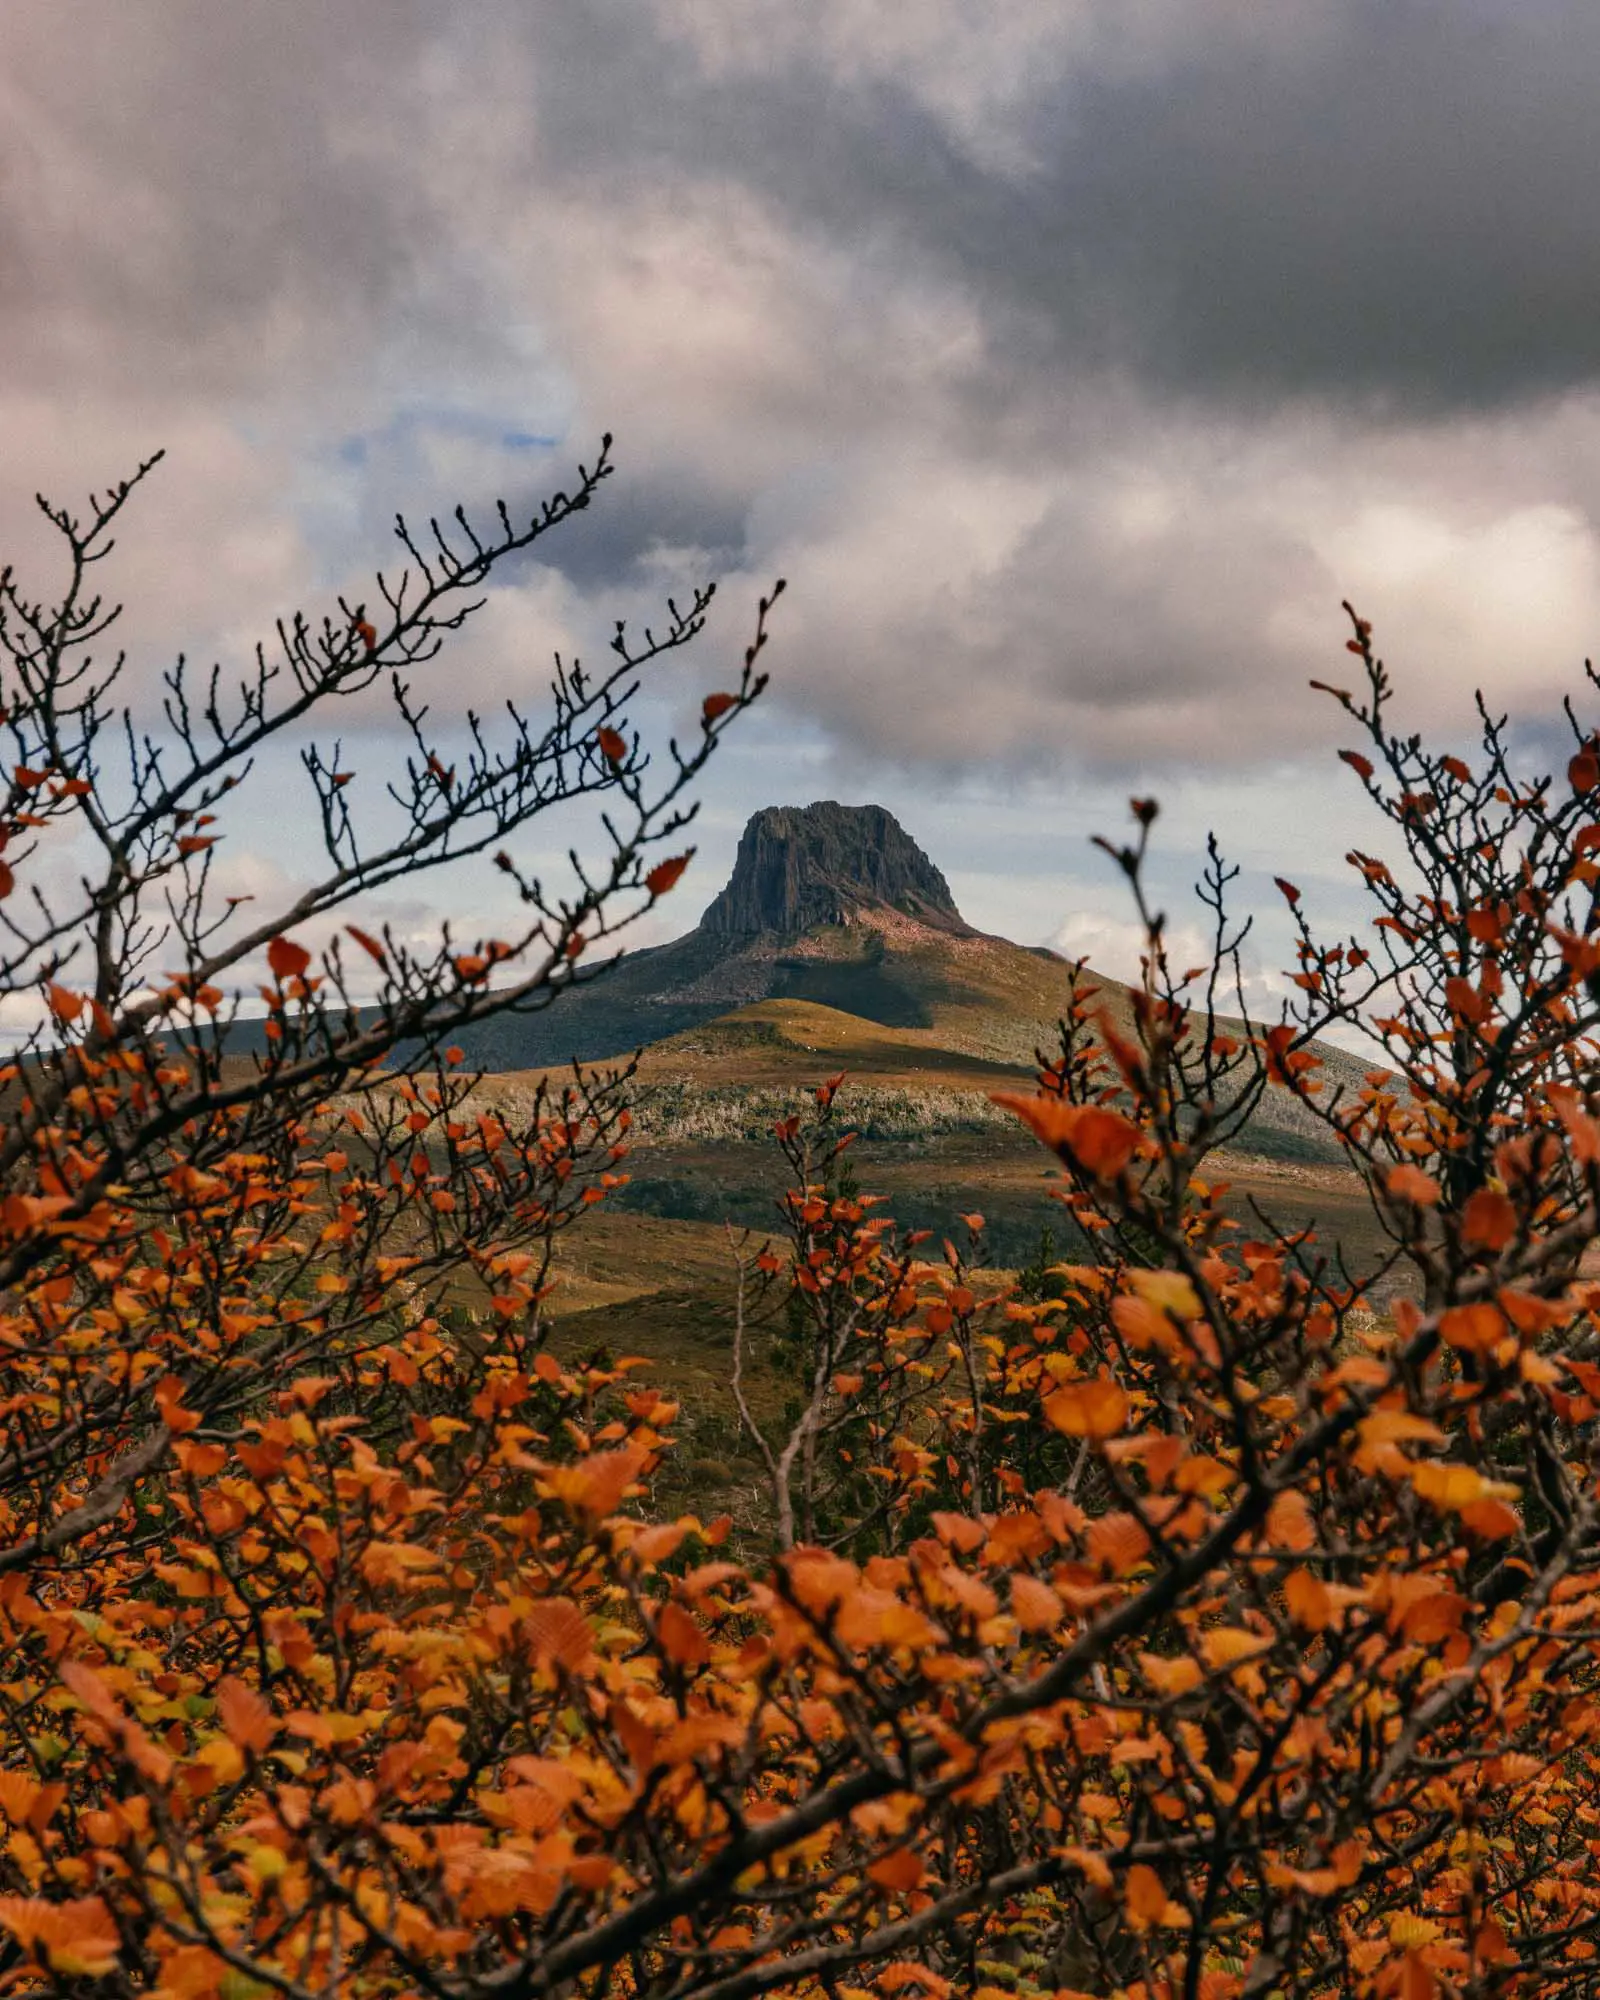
top-left (527, 0), bottom-right (1600, 417)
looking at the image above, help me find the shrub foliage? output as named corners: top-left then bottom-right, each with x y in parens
top-left (0, 463), bottom-right (1598, 2000)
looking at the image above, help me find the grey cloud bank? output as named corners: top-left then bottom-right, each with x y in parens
top-left (4, 0), bottom-right (1600, 831)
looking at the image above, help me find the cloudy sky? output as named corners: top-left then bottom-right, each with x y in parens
top-left (6, 0), bottom-right (1600, 1006)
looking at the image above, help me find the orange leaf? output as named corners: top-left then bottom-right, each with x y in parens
top-left (0, 1774), bottom-right (40, 1826)
top-left (1550, 1085), bottom-right (1600, 1163)
top-left (267, 935), bottom-right (311, 979)
top-left (46, 983), bottom-right (83, 1026)
top-left (1087, 1511), bottom-right (1151, 1576)
top-left (1401, 1590), bottom-right (1468, 1645)
top-left (1285, 1567), bottom-right (1333, 1631)
top-left (630, 1522), bottom-right (690, 1565)
top-left (1459, 1497), bottom-right (1522, 1539)
top-left (1044, 1377), bottom-right (1128, 1440)
top-left (1010, 1575), bottom-right (1063, 1631)
top-left (1439, 1302), bottom-right (1504, 1353)
top-left (646, 853), bottom-right (691, 898)
top-left (58, 1661), bottom-right (122, 1726)
top-left (524, 1597), bottom-right (595, 1671)
top-left (868, 1848), bottom-right (924, 1893)
top-left (1125, 1863), bottom-right (1169, 1928)
top-left (654, 1601), bottom-right (710, 1667)
top-left (1386, 1163), bottom-right (1440, 1207)
top-left (1461, 1188), bottom-right (1516, 1251)
top-left (216, 1677), bottom-right (278, 1755)
top-left (1409, 1461), bottom-right (1519, 1511)
top-left (1266, 1490), bottom-right (1316, 1552)
top-left (1111, 1293), bottom-right (1178, 1354)
top-left (0, 1896), bottom-right (120, 1977)
top-left (991, 1094), bottom-right (1142, 1178)
top-left (1201, 1625), bottom-right (1269, 1670)
top-left (549, 1447), bottom-right (644, 1519)
top-left (877, 1965), bottom-right (949, 1997)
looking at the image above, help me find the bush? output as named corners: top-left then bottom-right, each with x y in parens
top-left (4, 464), bottom-right (1600, 2000)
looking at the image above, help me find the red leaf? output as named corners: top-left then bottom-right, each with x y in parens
top-left (1274, 876), bottom-right (1301, 906)
top-left (1339, 749), bottom-right (1375, 781)
top-left (46, 984), bottom-right (84, 1026)
top-left (702, 692), bottom-right (738, 724)
top-left (597, 727), bottom-right (627, 765)
top-left (1572, 752), bottom-right (1600, 795)
top-left (646, 853), bottom-right (691, 898)
top-left (267, 936), bottom-right (311, 979)
top-left (345, 925), bottom-right (387, 967)
top-left (0, 861), bottom-right (12, 900)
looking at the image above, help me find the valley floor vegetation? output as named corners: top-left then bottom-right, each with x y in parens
top-left (1, 454), bottom-right (1599, 2000)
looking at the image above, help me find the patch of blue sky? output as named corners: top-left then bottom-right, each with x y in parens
top-left (350, 404), bottom-right (565, 456)
top-left (295, 402), bottom-right (572, 588)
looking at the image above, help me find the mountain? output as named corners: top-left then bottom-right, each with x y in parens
top-left (456, 803), bottom-right (1360, 1172)
top-left (456, 800), bottom-right (1058, 1072)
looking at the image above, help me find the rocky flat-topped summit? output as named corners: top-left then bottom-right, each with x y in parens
top-left (699, 802), bottom-right (969, 936)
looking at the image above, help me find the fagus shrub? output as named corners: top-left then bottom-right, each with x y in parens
top-left (0, 459), bottom-right (1598, 2000)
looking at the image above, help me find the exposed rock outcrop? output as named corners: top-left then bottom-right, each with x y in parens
top-left (699, 802), bottom-right (966, 936)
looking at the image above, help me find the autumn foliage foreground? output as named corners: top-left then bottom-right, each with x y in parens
top-left (1, 460), bottom-right (1599, 2000)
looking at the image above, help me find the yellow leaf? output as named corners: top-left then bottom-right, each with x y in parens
top-left (1128, 1270), bottom-right (1201, 1319)
top-left (1389, 1913), bottom-right (1442, 1949)
top-left (1409, 1462), bottom-right (1520, 1511)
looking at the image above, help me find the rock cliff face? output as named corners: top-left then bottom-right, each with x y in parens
top-left (699, 802), bottom-right (966, 936)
